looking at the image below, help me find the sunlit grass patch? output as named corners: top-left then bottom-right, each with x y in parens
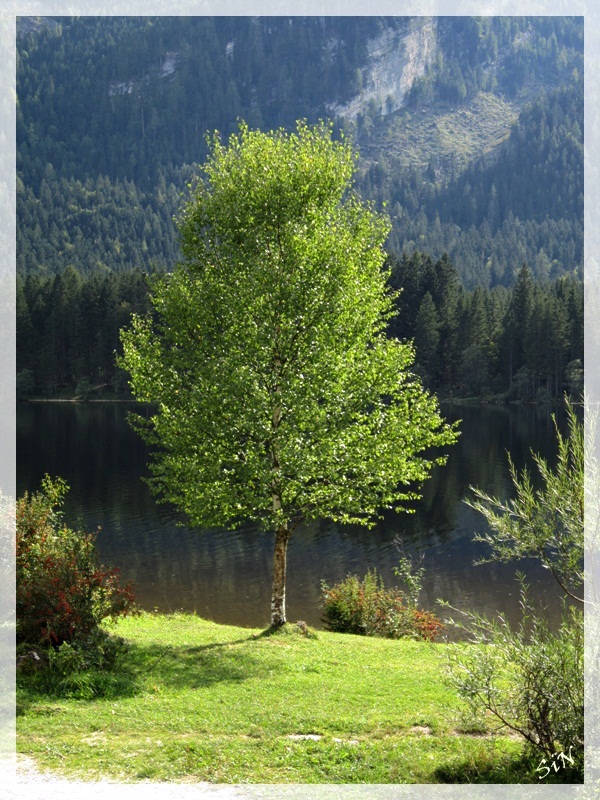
top-left (17, 611), bottom-right (545, 783)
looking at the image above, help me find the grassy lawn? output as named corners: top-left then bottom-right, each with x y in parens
top-left (17, 612), bottom-right (537, 784)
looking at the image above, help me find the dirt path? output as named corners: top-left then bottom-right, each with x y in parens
top-left (9, 756), bottom-right (247, 800)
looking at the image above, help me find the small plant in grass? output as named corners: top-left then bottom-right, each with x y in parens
top-left (16, 475), bottom-right (137, 657)
top-left (392, 542), bottom-right (426, 608)
top-left (18, 627), bottom-right (136, 699)
top-left (321, 568), bottom-right (442, 641)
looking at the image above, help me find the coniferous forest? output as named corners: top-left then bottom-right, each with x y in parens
top-left (16, 16), bottom-right (584, 401)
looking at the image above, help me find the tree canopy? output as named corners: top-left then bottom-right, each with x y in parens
top-left (119, 121), bottom-right (458, 626)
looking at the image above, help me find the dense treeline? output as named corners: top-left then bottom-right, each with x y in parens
top-left (388, 253), bottom-right (583, 400)
top-left (17, 167), bottom-right (187, 275)
top-left (16, 267), bottom-right (153, 397)
top-left (17, 255), bottom-right (583, 402)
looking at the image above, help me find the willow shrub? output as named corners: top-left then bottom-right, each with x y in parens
top-left (16, 475), bottom-right (137, 649)
top-left (442, 582), bottom-right (583, 779)
top-left (442, 401), bottom-right (585, 779)
top-left (321, 568), bottom-right (443, 641)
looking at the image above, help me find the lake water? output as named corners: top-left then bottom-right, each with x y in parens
top-left (16, 401), bottom-right (572, 635)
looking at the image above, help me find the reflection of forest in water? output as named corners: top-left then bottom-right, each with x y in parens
top-left (17, 401), bottom-right (575, 634)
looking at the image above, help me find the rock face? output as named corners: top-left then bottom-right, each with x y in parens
top-left (328, 18), bottom-right (437, 121)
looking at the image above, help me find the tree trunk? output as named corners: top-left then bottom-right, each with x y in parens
top-left (271, 525), bottom-right (290, 628)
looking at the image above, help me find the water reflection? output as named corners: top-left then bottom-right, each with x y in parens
top-left (17, 401), bottom-right (573, 636)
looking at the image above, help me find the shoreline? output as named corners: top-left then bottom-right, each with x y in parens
top-left (21, 397), bottom-right (144, 404)
top-left (21, 396), bottom-right (574, 407)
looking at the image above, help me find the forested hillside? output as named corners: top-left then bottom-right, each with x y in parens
top-left (16, 15), bottom-right (584, 399)
top-left (17, 16), bottom-right (389, 186)
top-left (363, 77), bottom-right (583, 286)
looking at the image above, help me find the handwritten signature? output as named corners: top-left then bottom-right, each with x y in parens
top-left (536, 746), bottom-right (576, 779)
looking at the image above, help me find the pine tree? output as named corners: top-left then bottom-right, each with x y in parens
top-left (413, 292), bottom-right (440, 382)
top-left (500, 262), bottom-right (534, 392)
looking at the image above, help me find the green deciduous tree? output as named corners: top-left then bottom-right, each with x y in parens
top-left (119, 121), bottom-right (458, 628)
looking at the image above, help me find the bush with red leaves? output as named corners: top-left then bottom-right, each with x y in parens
top-left (16, 475), bottom-right (137, 647)
top-left (321, 569), bottom-right (443, 641)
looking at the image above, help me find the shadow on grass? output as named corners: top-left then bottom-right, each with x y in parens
top-left (123, 625), bottom-right (298, 691)
top-left (434, 750), bottom-right (584, 784)
top-left (16, 662), bottom-right (141, 705)
top-left (16, 624), bottom-right (310, 707)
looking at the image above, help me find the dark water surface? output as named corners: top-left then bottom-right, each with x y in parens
top-left (17, 401), bottom-right (572, 634)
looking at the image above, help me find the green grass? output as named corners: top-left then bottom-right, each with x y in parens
top-left (17, 612), bottom-right (541, 783)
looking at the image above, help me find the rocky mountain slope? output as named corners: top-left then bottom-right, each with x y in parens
top-left (328, 18), bottom-right (437, 121)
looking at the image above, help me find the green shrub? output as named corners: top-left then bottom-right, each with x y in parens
top-left (321, 568), bottom-right (442, 641)
top-left (74, 376), bottom-right (92, 399)
top-left (16, 475), bottom-right (137, 648)
top-left (442, 401), bottom-right (585, 778)
top-left (49, 628), bottom-right (130, 674)
top-left (442, 580), bottom-right (583, 778)
top-left (18, 628), bottom-right (138, 699)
